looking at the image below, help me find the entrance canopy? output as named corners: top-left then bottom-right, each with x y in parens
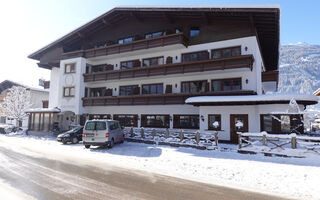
top-left (185, 94), bottom-right (319, 106)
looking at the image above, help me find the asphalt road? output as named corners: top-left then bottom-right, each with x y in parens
top-left (0, 145), bottom-right (290, 200)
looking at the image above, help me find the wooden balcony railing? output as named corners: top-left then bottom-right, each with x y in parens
top-left (62, 33), bottom-right (188, 60)
top-left (83, 55), bottom-right (254, 82)
top-left (82, 90), bottom-right (256, 106)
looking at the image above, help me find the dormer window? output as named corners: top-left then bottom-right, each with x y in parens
top-left (190, 27), bottom-right (200, 37)
top-left (145, 31), bottom-right (163, 39)
top-left (65, 63), bottom-right (76, 73)
top-left (118, 37), bottom-right (134, 44)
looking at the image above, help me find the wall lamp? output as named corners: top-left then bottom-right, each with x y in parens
top-left (201, 115), bottom-right (204, 122)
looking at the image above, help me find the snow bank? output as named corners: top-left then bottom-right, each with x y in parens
top-left (0, 134), bottom-right (319, 200)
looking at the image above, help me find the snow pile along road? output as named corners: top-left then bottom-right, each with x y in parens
top-left (0, 134), bottom-right (319, 200)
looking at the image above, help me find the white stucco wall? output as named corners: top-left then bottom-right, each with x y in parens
top-left (49, 67), bottom-right (60, 108)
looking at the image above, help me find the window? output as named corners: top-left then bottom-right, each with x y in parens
top-left (145, 31), bottom-right (163, 39)
top-left (120, 60), bottom-right (140, 69)
top-left (182, 51), bottom-right (208, 62)
top-left (63, 87), bottom-right (75, 97)
top-left (142, 83), bottom-right (163, 95)
top-left (118, 37), bottom-right (134, 44)
top-left (141, 115), bottom-right (169, 128)
top-left (181, 80), bottom-right (207, 94)
top-left (208, 115), bottom-right (221, 130)
top-left (142, 57), bottom-right (164, 67)
top-left (88, 114), bottom-right (111, 120)
top-left (211, 78), bottom-right (241, 92)
top-left (260, 114), bottom-right (304, 134)
top-left (190, 27), bottom-right (200, 37)
top-left (211, 46), bottom-right (241, 59)
top-left (85, 121), bottom-right (106, 130)
top-left (65, 63), bottom-right (76, 73)
top-left (119, 85), bottom-right (139, 96)
top-left (173, 115), bottom-right (199, 129)
top-left (91, 64), bottom-right (113, 72)
top-left (113, 114), bottom-right (138, 127)
top-left (42, 100), bottom-right (48, 108)
top-left (89, 87), bottom-right (108, 97)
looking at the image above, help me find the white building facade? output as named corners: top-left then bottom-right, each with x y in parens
top-left (28, 6), bottom-right (318, 141)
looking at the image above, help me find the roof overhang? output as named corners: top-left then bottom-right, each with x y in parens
top-left (25, 108), bottom-right (61, 113)
top-left (185, 94), bottom-right (319, 106)
top-left (28, 6), bottom-right (280, 71)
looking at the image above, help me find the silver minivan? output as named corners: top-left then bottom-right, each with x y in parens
top-left (82, 120), bottom-right (124, 149)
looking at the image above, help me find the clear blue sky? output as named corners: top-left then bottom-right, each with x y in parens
top-left (1, 0), bottom-right (320, 87)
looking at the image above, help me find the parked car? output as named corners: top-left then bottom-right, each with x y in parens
top-left (57, 126), bottom-right (83, 144)
top-left (0, 124), bottom-right (21, 134)
top-left (82, 120), bottom-right (124, 149)
top-left (311, 119), bottom-right (320, 132)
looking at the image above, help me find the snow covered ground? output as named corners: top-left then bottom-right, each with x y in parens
top-left (0, 133), bottom-right (319, 200)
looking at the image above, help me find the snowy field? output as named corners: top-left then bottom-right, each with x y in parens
top-left (0, 133), bottom-right (319, 200)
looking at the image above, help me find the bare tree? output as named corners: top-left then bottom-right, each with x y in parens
top-left (0, 86), bottom-right (32, 125)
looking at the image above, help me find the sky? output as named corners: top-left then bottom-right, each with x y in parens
top-left (0, 0), bottom-right (320, 87)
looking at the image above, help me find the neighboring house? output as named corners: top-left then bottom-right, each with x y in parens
top-left (28, 6), bottom-right (318, 141)
top-left (0, 80), bottom-right (49, 128)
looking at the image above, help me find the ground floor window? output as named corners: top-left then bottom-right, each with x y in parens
top-left (208, 114), bottom-right (222, 130)
top-left (88, 114), bottom-right (111, 120)
top-left (28, 112), bottom-right (53, 132)
top-left (113, 114), bottom-right (138, 127)
top-left (260, 114), bottom-right (303, 134)
top-left (173, 115), bottom-right (199, 129)
top-left (141, 115), bottom-right (169, 128)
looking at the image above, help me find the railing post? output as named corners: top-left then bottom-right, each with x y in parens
top-left (165, 128), bottom-right (169, 138)
top-left (130, 127), bottom-right (134, 137)
top-left (214, 131), bottom-right (218, 147)
top-left (291, 134), bottom-right (297, 149)
top-left (238, 133), bottom-right (242, 149)
top-left (141, 127), bottom-right (145, 138)
top-left (262, 132), bottom-right (267, 146)
top-left (195, 131), bottom-right (200, 144)
top-left (179, 129), bottom-right (184, 142)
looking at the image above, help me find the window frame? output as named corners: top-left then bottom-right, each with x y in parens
top-left (142, 56), bottom-right (164, 67)
top-left (141, 114), bottom-right (170, 128)
top-left (260, 114), bottom-right (304, 134)
top-left (181, 50), bottom-right (208, 62)
top-left (208, 114), bottom-right (222, 131)
top-left (181, 80), bottom-right (208, 94)
top-left (63, 86), bottom-right (75, 97)
top-left (141, 83), bottom-right (163, 95)
top-left (113, 114), bottom-right (138, 127)
top-left (211, 78), bottom-right (242, 92)
top-left (120, 59), bottom-right (140, 70)
top-left (173, 115), bottom-right (199, 129)
top-left (64, 63), bottom-right (76, 74)
top-left (119, 85), bottom-right (139, 96)
top-left (211, 46), bottom-right (241, 59)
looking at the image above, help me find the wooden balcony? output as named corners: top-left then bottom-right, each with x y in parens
top-left (62, 33), bottom-right (188, 60)
top-left (83, 55), bottom-right (254, 82)
top-left (82, 90), bottom-right (256, 106)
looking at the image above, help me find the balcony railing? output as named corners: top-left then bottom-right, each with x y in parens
top-left (82, 90), bottom-right (256, 106)
top-left (83, 55), bottom-right (254, 82)
top-left (62, 33), bottom-right (188, 60)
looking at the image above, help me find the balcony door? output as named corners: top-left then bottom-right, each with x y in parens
top-left (230, 114), bottom-right (248, 143)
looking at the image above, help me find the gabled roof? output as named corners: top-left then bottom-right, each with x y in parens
top-left (28, 6), bottom-right (280, 70)
top-left (0, 80), bottom-right (48, 94)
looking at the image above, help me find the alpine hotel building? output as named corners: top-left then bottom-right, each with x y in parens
top-left (28, 6), bottom-right (318, 142)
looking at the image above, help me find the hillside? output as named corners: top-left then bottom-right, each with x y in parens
top-left (278, 42), bottom-right (320, 94)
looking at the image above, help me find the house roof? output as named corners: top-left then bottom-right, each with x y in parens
top-left (185, 94), bottom-right (319, 106)
top-left (0, 80), bottom-right (48, 94)
top-left (28, 6), bottom-right (280, 71)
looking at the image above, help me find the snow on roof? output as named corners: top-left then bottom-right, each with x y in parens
top-left (1, 80), bottom-right (48, 93)
top-left (185, 94), bottom-right (319, 105)
top-left (25, 107), bottom-right (61, 113)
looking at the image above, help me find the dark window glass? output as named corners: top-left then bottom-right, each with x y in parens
top-left (96, 122), bottom-right (106, 130)
top-left (212, 80), bottom-right (222, 92)
top-left (190, 28), bottom-right (200, 37)
top-left (85, 122), bottom-right (95, 130)
top-left (142, 84), bottom-right (163, 95)
top-left (142, 115), bottom-right (169, 128)
top-left (119, 85), bottom-right (139, 96)
top-left (182, 51), bottom-right (208, 62)
top-left (208, 115), bottom-right (221, 130)
top-left (89, 88), bottom-right (105, 97)
top-left (120, 60), bottom-right (140, 69)
top-left (118, 37), bottom-right (133, 44)
top-left (281, 115), bottom-right (291, 134)
top-left (181, 81), bottom-right (207, 94)
top-left (262, 115), bottom-right (273, 133)
top-left (211, 78), bottom-right (241, 92)
top-left (113, 115), bottom-right (137, 127)
top-left (145, 31), bottom-right (163, 39)
top-left (211, 46), bottom-right (241, 59)
top-left (174, 115), bottom-right (199, 129)
top-left (142, 57), bottom-right (164, 67)
top-left (261, 114), bottom-right (303, 134)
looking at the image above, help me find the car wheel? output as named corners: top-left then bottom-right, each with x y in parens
top-left (62, 139), bottom-right (67, 145)
top-left (109, 138), bottom-right (114, 148)
top-left (85, 145), bottom-right (90, 149)
top-left (72, 137), bottom-right (78, 144)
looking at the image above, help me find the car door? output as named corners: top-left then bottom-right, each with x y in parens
top-left (77, 128), bottom-right (83, 140)
top-left (108, 121), bottom-right (117, 141)
top-left (95, 121), bottom-right (107, 143)
top-left (116, 122), bottom-right (124, 142)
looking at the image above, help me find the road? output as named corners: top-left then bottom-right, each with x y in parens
top-left (0, 145), bottom-right (289, 200)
